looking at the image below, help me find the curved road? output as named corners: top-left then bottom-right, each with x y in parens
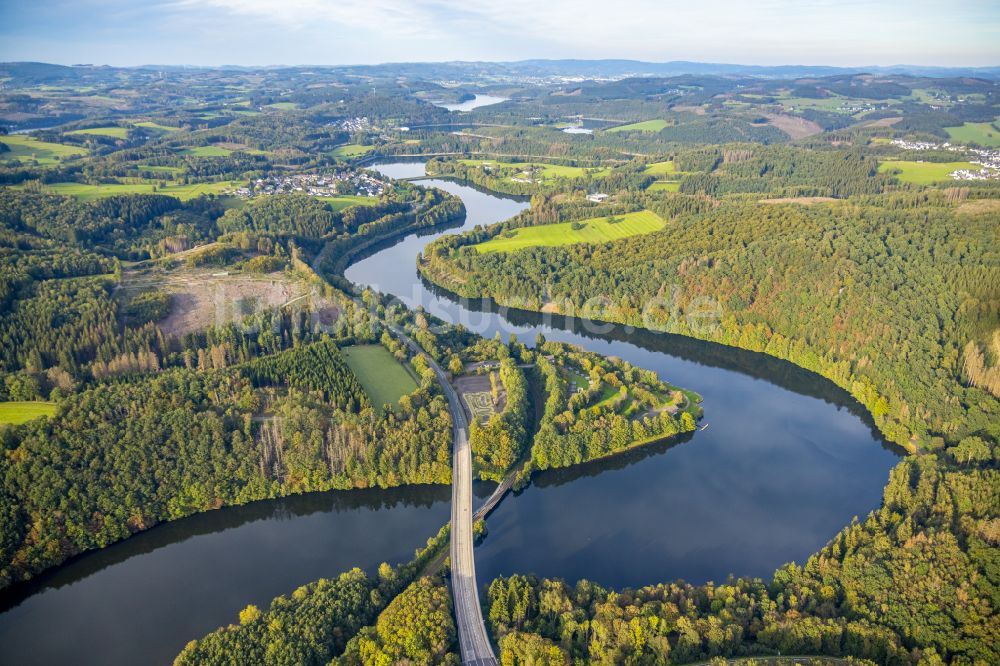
top-left (388, 325), bottom-right (498, 666)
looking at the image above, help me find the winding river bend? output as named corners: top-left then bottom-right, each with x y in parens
top-left (0, 161), bottom-right (901, 665)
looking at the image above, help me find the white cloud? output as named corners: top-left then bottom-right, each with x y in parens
top-left (172, 0), bottom-right (443, 36)
top-left (172, 0), bottom-right (999, 65)
top-left (5, 0), bottom-right (997, 66)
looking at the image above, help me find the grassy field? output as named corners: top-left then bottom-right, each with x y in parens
top-left (778, 95), bottom-right (851, 113)
top-left (565, 368), bottom-right (676, 417)
top-left (459, 159), bottom-right (611, 181)
top-left (331, 144), bottom-right (374, 158)
top-left (29, 181), bottom-right (239, 201)
top-left (0, 401), bottom-right (57, 425)
top-left (265, 102), bottom-right (298, 110)
top-left (475, 210), bottom-right (666, 253)
top-left (648, 181), bottom-right (680, 192)
top-left (878, 160), bottom-right (979, 185)
top-left (945, 120), bottom-right (1000, 147)
top-left (0, 135), bottom-right (87, 165)
top-left (66, 126), bottom-right (129, 139)
top-left (180, 146), bottom-right (233, 157)
top-left (907, 88), bottom-right (953, 107)
top-left (135, 121), bottom-right (181, 133)
top-left (643, 160), bottom-right (676, 176)
top-left (605, 119), bottom-right (669, 133)
top-left (318, 195), bottom-right (378, 211)
top-left (342, 345), bottom-right (417, 412)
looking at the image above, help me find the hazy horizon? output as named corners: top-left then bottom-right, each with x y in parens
top-left (2, 0), bottom-right (998, 69)
top-left (5, 58), bottom-right (1000, 71)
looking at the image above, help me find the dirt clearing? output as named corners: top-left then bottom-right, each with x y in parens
top-left (119, 265), bottom-right (338, 337)
top-left (764, 113), bottom-right (823, 139)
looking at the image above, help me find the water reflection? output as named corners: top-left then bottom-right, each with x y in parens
top-left (434, 94), bottom-right (508, 112)
top-left (0, 485), bottom-right (450, 666)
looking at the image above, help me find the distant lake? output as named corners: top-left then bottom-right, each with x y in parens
top-left (435, 94), bottom-right (508, 112)
top-left (562, 126), bottom-right (593, 134)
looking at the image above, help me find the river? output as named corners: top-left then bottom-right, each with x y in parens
top-left (347, 161), bottom-right (900, 589)
top-left (0, 487), bottom-right (450, 665)
top-left (0, 160), bottom-right (900, 665)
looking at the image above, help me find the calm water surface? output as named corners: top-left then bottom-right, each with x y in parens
top-left (0, 487), bottom-right (450, 665)
top-left (434, 94), bottom-right (508, 112)
top-left (0, 160), bottom-right (900, 665)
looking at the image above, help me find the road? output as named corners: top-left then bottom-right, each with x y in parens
top-left (388, 326), bottom-right (498, 666)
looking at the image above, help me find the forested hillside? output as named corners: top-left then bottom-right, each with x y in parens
top-left (0, 172), bottom-right (473, 587)
top-left (421, 193), bottom-right (999, 453)
top-left (1, 61), bottom-right (997, 666)
top-left (419, 185), bottom-right (1000, 665)
top-left (0, 335), bottom-right (453, 586)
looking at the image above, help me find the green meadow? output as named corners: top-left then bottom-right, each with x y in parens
top-left (135, 121), bottom-right (182, 133)
top-left (648, 181), bottom-right (680, 192)
top-left (30, 181), bottom-right (239, 201)
top-left (878, 160), bottom-right (980, 185)
top-left (643, 161), bottom-right (676, 176)
top-left (0, 401), bottom-right (57, 425)
top-left (180, 146), bottom-right (233, 157)
top-left (605, 119), bottom-right (669, 133)
top-left (778, 96), bottom-right (851, 113)
top-left (944, 120), bottom-right (1000, 147)
top-left (459, 159), bottom-right (610, 180)
top-left (474, 210), bottom-right (666, 253)
top-left (318, 195), bottom-right (378, 211)
top-left (341, 345), bottom-right (417, 412)
top-left (66, 126), bottom-right (129, 139)
top-left (906, 88), bottom-right (953, 107)
top-left (0, 135), bottom-right (87, 165)
top-left (265, 102), bottom-right (298, 110)
top-left (331, 144), bottom-right (374, 158)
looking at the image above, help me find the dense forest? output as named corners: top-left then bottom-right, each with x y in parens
top-left (0, 334), bottom-right (453, 586)
top-left (420, 194), bottom-right (999, 454)
top-left (1, 61), bottom-right (997, 665)
top-left (468, 359), bottom-right (531, 481)
top-left (527, 340), bottom-right (700, 473)
top-left (0, 146), bottom-right (477, 589)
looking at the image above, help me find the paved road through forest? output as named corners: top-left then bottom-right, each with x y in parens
top-left (388, 325), bottom-right (498, 665)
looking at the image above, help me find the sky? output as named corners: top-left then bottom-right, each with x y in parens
top-left (0, 0), bottom-right (998, 68)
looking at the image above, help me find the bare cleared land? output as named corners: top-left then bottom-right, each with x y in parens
top-left (119, 264), bottom-right (337, 337)
top-left (454, 372), bottom-right (506, 424)
top-left (764, 113), bottom-right (823, 139)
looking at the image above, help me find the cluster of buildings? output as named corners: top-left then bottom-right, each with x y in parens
top-left (334, 117), bottom-right (371, 133)
top-left (891, 139), bottom-right (1000, 181)
top-left (838, 102), bottom-right (893, 114)
top-left (229, 171), bottom-right (386, 199)
top-left (950, 159), bottom-right (1000, 181)
top-left (889, 139), bottom-right (940, 151)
